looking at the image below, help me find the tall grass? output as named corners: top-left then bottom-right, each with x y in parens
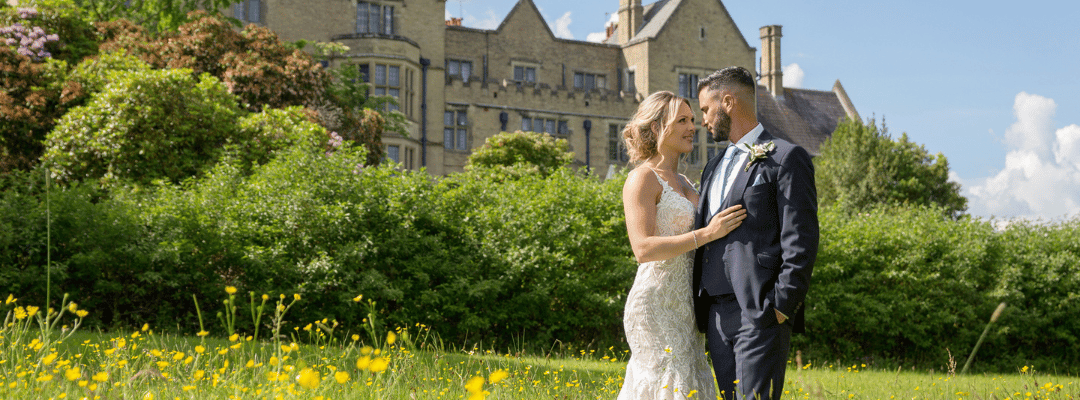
top-left (2, 291), bottom-right (1077, 399)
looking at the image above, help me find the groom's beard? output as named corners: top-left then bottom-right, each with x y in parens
top-left (708, 109), bottom-right (733, 143)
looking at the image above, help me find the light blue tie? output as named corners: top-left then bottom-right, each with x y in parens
top-left (709, 145), bottom-right (741, 218)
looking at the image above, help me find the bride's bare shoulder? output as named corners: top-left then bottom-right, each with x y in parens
top-left (623, 166), bottom-right (662, 196)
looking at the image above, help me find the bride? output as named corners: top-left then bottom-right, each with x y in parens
top-left (618, 91), bottom-right (746, 399)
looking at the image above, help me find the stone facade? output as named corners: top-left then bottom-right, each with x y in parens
top-left (223, 0), bottom-right (852, 178)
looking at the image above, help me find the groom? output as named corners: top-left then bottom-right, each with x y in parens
top-left (693, 66), bottom-right (818, 400)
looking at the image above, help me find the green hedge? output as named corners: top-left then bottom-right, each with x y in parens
top-left (4, 143), bottom-right (1079, 371)
top-left (0, 168), bottom-right (148, 321)
top-left (798, 206), bottom-right (1080, 372)
top-left (7, 131), bottom-right (635, 349)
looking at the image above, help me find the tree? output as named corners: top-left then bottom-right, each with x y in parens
top-left (97, 11), bottom-right (329, 112)
top-left (95, 12), bottom-right (388, 164)
top-left (0, 3), bottom-right (95, 173)
top-left (308, 43), bottom-right (395, 165)
top-left (66, 0), bottom-right (236, 33)
top-left (815, 117), bottom-right (967, 217)
top-left (466, 130), bottom-right (574, 178)
top-left (43, 68), bottom-right (244, 186)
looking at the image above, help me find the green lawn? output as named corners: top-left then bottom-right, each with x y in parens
top-left (788, 362), bottom-right (1076, 400)
top-left (1, 325), bottom-right (1076, 400)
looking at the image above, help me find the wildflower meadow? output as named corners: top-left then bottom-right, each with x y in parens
top-left (2, 288), bottom-right (1077, 400)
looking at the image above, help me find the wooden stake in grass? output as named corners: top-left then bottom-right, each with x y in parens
top-left (961, 302), bottom-right (1007, 374)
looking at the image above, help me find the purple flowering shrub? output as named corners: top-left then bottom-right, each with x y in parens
top-left (0, 3), bottom-right (98, 173)
top-left (0, 8), bottom-right (59, 60)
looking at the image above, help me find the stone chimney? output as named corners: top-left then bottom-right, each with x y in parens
top-left (618, 0), bottom-right (643, 45)
top-left (605, 22), bottom-right (616, 41)
top-left (759, 25), bottom-right (783, 97)
top-left (446, 17), bottom-right (463, 26)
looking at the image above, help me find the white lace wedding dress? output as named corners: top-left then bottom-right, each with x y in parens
top-left (618, 171), bottom-right (716, 400)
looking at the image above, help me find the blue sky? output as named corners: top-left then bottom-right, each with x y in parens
top-left (445, 0), bottom-right (1080, 221)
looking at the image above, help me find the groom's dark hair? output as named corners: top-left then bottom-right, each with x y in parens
top-left (698, 66), bottom-right (756, 94)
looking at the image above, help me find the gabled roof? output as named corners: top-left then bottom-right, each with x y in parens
top-left (757, 84), bottom-right (856, 156)
top-left (494, 0), bottom-right (556, 39)
top-left (604, 0), bottom-right (751, 49)
top-left (632, 0), bottom-right (676, 44)
top-left (448, 0), bottom-right (620, 48)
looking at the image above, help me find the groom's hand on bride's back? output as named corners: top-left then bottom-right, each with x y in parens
top-left (704, 204), bottom-right (745, 242)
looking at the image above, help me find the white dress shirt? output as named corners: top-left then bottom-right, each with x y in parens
top-left (708, 123), bottom-right (764, 217)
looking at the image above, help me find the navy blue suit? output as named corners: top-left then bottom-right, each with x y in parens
top-left (693, 131), bottom-right (818, 400)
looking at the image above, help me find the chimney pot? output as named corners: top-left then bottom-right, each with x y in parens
top-left (618, 0), bottom-right (643, 45)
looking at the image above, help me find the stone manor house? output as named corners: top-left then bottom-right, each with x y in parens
top-left (227, 0), bottom-right (859, 178)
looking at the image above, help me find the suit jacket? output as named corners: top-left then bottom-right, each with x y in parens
top-left (692, 130), bottom-right (818, 334)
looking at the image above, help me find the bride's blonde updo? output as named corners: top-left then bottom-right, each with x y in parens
top-left (622, 91), bottom-right (690, 164)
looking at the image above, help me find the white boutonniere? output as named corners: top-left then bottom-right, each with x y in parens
top-left (743, 141), bottom-right (776, 171)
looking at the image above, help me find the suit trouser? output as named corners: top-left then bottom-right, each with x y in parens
top-left (706, 294), bottom-right (792, 400)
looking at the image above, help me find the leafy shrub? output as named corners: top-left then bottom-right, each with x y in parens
top-left (799, 205), bottom-right (1080, 373)
top-left (0, 2), bottom-right (99, 173)
top-left (67, 49), bottom-right (152, 94)
top-left (800, 205), bottom-right (999, 367)
top-left (0, 49), bottom-right (83, 173)
top-left (126, 129), bottom-right (493, 334)
top-left (0, 167), bottom-right (145, 328)
top-left (989, 218), bottom-right (1080, 370)
top-left (466, 130), bottom-right (575, 178)
top-left (230, 106), bottom-right (332, 173)
top-left (1, 1), bottom-right (99, 65)
top-left (314, 62), bottom-right (391, 164)
top-left (97, 11), bottom-right (329, 112)
top-left (128, 140), bottom-right (631, 347)
top-left (0, 1), bottom-right (96, 174)
top-left (94, 12), bottom-right (386, 162)
top-left (20, 123), bottom-right (632, 348)
top-left (43, 68), bottom-right (243, 186)
top-left (63, 0), bottom-right (235, 33)
top-left (439, 165), bottom-right (634, 346)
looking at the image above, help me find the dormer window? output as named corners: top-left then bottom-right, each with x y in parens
top-left (357, 1), bottom-right (394, 35)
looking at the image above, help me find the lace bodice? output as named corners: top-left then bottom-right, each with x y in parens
top-left (652, 171), bottom-right (695, 237)
top-left (618, 171), bottom-right (715, 400)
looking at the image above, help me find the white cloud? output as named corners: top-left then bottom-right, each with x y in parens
top-left (783, 63), bottom-right (804, 88)
top-left (586, 32), bottom-right (607, 42)
top-left (464, 9), bottom-right (501, 30)
top-left (1054, 124), bottom-right (1080, 171)
top-left (963, 92), bottom-right (1080, 220)
top-left (1004, 92), bottom-right (1056, 156)
top-left (585, 12), bottom-right (619, 43)
top-left (553, 11), bottom-right (573, 39)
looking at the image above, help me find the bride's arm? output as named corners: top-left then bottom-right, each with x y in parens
top-left (623, 169), bottom-right (745, 263)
